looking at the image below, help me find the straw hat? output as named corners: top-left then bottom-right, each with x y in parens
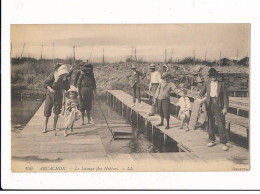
top-left (149, 63), bottom-right (155, 69)
top-left (66, 85), bottom-right (78, 99)
top-left (131, 64), bottom-right (137, 69)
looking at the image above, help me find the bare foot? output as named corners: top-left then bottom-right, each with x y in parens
top-left (42, 130), bottom-right (47, 133)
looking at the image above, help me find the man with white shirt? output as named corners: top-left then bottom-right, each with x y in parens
top-left (199, 68), bottom-right (229, 151)
top-left (148, 64), bottom-right (161, 116)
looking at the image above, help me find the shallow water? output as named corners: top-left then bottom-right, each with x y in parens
top-left (11, 98), bottom-right (43, 133)
top-left (91, 100), bottom-right (160, 154)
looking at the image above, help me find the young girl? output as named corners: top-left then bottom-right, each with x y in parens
top-left (64, 86), bottom-right (79, 137)
top-left (178, 89), bottom-right (191, 131)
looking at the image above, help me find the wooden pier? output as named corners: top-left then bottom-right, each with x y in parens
top-left (145, 90), bottom-right (249, 144)
top-left (106, 90), bottom-right (249, 164)
top-left (11, 90), bottom-right (249, 172)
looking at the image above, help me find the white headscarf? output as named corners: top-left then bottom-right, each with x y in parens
top-left (54, 64), bottom-right (72, 81)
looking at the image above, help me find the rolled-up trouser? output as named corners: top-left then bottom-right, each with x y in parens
top-left (158, 99), bottom-right (170, 119)
top-left (207, 98), bottom-right (227, 144)
top-left (149, 83), bottom-right (159, 114)
top-left (44, 91), bottom-right (63, 117)
top-left (132, 84), bottom-right (141, 103)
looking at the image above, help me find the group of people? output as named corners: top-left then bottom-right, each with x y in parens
top-left (128, 64), bottom-right (229, 151)
top-left (42, 61), bottom-right (229, 151)
top-left (43, 62), bottom-right (97, 137)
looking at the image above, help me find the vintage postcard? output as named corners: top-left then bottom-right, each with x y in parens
top-left (11, 24), bottom-right (250, 172)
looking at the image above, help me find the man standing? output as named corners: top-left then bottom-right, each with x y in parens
top-left (77, 63), bottom-right (97, 125)
top-left (199, 68), bottom-right (229, 151)
top-left (148, 64), bottom-right (161, 116)
top-left (154, 72), bottom-right (176, 129)
top-left (127, 64), bottom-right (146, 107)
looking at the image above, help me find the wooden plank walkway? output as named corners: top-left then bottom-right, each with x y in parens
top-left (12, 99), bottom-right (205, 170)
top-left (145, 91), bottom-right (249, 139)
top-left (11, 103), bottom-right (109, 164)
top-left (107, 90), bottom-right (249, 164)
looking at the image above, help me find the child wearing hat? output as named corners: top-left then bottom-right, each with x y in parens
top-left (177, 89), bottom-right (191, 131)
top-left (154, 72), bottom-right (177, 129)
top-left (64, 86), bottom-right (79, 137)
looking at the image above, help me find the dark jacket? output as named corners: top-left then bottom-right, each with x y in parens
top-left (127, 71), bottom-right (146, 87)
top-left (77, 73), bottom-right (96, 90)
top-left (199, 81), bottom-right (229, 110)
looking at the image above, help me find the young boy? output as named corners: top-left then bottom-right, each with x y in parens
top-left (154, 72), bottom-right (176, 129)
top-left (77, 64), bottom-right (97, 125)
top-left (177, 89), bottom-right (191, 131)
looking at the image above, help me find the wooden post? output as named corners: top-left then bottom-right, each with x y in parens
top-left (52, 43), bottom-right (55, 61)
top-left (10, 43), bottom-right (12, 58)
top-left (135, 48), bottom-right (137, 62)
top-left (171, 49), bottom-right (174, 62)
top-left (103, 47), bottom-right (105, 64)
top-left (41, 44), bottom-right (43, 60)
top-left (73, 46), bottom-right (76, 61)
top-left (21, 43), bottom-right (25, 58)
top-left (164, 134), bottom-right (167, 146)
top-left (165, 49), bottom-right (167, 63)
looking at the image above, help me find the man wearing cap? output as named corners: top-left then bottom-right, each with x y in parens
top-left (127, 64), bottom-right (146, 107)
top-left (148, 64), bottom-right (161, 116)
top-left (77, 63), bottom-right (97, 125)
top-left (72, 61), bottom-right (85, 87)
top-left (43, 64), bottom-right (70, 134)
top-left (199, 68), bottom-right (229, 151)
top-left (154, 72), bottom-right (177, 129)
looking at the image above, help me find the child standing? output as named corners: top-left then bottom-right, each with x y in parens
top-left (64, 86), bottom-right (79, 137)
top-left (177, 89), bottom-right (191, 131)
top-left (154, 72), bottom-right (176, 129)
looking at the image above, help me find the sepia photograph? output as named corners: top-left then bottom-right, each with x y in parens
top-left (10, 24), bottom-right (250, 172)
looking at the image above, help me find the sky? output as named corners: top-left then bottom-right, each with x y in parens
top-left (11, 24), bottom-right (250, 62)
